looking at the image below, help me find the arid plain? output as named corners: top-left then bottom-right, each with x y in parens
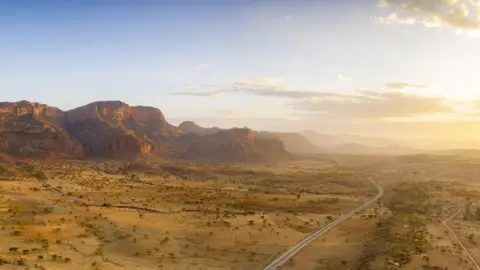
top-left (2, 153), bottom-right (480, 269)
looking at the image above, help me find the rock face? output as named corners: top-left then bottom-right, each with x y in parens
top-left (178, 121), bottom-right (318, 155)
top-left (173, 127), bottom-right (289, 162)
top-left (0, 100), bottom-right (292, 162)
top-left (178, 121), bottom-right (221, 136)
top-left (0, 101), bottom-right (83, 158)
top-left (129, 106), bottom-right (180, 142)
top-left (64, 101), bottom-right (154, 159)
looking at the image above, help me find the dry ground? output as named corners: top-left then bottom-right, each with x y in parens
top-left (0, 158), bottom-right (374, 269)
top-left (2, 153), bottom-right (480, 269)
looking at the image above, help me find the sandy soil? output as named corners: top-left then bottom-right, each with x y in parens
top-left (2, 154), bottom-right (480, 269)
top-left (0, 159), bottom-right (370, 269)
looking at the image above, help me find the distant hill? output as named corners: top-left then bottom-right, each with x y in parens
top-left (427, 149), bottom-right (480, 159)
top-left (301, 130), bottom-right (417, 155)
top-left (254, 131), bottom-right (321, 154)
top-left (172, 128), bottom-right (290, 162)
top-left (178, 121), bottom-right (321, 154)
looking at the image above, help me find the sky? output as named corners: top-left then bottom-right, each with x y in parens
top-left (1, 0), bottom-right (480, 146)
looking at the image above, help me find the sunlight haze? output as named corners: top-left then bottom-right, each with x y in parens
top-left (1, 0), bottom-right (480, 147)
top-left (4, 2), bottom-right (480, 270)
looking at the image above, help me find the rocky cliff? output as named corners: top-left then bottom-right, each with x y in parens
top-left (0, 100), bottom-right (292, 162)
top-left (64, 101), bottom-right (154, 159)
top-left (172, 127), bottom-right (289, 162)
top-left (129, 106), bottom-right (180, 142)
top-left (178, 121), bottom-right (221, 136)
top-left (0, 101), bottom-right (83, 158)
top-left (178, 121), bottom-right (318, 155)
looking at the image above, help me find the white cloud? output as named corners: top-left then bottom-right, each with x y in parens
top-left (377, 0), bottom-right (480, 36)
top-left (240, 77), bottom-right (284, 86)
top-left (423, 16), bottom-right (442, 28)
top-left (376, 13), bottom-right (417, 25)
top-left (184, 83), bottom-right (220, 90)
top-left (170, 76), bottom-right (480, 122)
top-left (337, 74), bottom-right (352, 82)
top-left (171, 84), bottom-right (232, 97)
top-left (293, 90), bottom-right (453, 119)
top-left (386, 82), bottom-right (428, 90)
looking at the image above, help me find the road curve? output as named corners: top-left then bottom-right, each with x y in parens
top-left (262, 178), bottom-right (383, 270)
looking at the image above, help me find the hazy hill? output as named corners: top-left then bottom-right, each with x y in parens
top-left (172, 128), bottom-right (290, 162)
top-left (178, 121), bottom-right (320, 154)
top-left (301, 130), bottom-right (416, 155)
top-left (254, 131), bottom-right (321, 154)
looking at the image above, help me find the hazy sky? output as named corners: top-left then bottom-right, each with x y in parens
top-left (2, 0), bottom-right (480, 143)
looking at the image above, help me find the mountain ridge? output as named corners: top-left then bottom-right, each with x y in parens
top-left (0, 100), bottom-right (291, 162)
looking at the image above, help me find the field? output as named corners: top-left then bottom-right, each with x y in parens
top-left (1, 154), bottom-right (480, 269)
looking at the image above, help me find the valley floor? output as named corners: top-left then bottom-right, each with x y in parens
top-left (1, 155), bottom-right (480, 269)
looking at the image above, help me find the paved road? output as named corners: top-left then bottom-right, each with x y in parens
top-left (262, 178), bottom-right (383, 270)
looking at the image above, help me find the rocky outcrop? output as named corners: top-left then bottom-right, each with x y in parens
top-left (0, 101), bottom-right (83, 158)
top-left (0, 100), bottom-right (65, 125)
top-left (64, 101), bottom-right (131, 123)
top-left (172, 128), bottom-right (289, 162)
top-left (0, 100), bottom-right (293, 162)
top-left (178, 122), bottom-right (318, 155)
top-left (178, 121), bottom-right (221, 136)
top-left (64, 101), bottom-right (154, 159)
top-left (129, 106), bottom-right (180, 142)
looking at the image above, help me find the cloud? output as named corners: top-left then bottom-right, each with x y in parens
top-left (239, 77), bottom-right (284, 86)
top-left (386, 82), bottom-right (428, 90)
top-left (170, 88), bottom-right (233, 97)
top-left (170, 77), bottom-right (456, 120)
top-left (209, 109), bottom-right (235, 116)
top-left (233, 77), bottom-right (345, 99)
top-left (377, 0), bottom-right (480, 35)
top-left (293, 90), bottom-right (454, 119)
top-left (171, 84), bottom-right (232, 97)
top-left (172, 77), bottom-right (349, 99)
top-left (235, 87), bottom-right (339, 99)
top-left (337, 74), bottom-right (352, 82)
top-left (170, 91), bottom-right (218, 97)
top-left (184, 83), bottom-right (220, 90)
top-left (375, 13), bottom-right (417, 25)
top-left (192, 64), bottom-right (212, 71)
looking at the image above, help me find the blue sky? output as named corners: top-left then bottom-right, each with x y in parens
top-left (2, 0), bottom-right (480, 143)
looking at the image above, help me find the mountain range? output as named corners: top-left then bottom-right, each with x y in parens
top-left (0, 100), bottom-right (418, 162)
top-left (0, 100), bottom-right (291, 162)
